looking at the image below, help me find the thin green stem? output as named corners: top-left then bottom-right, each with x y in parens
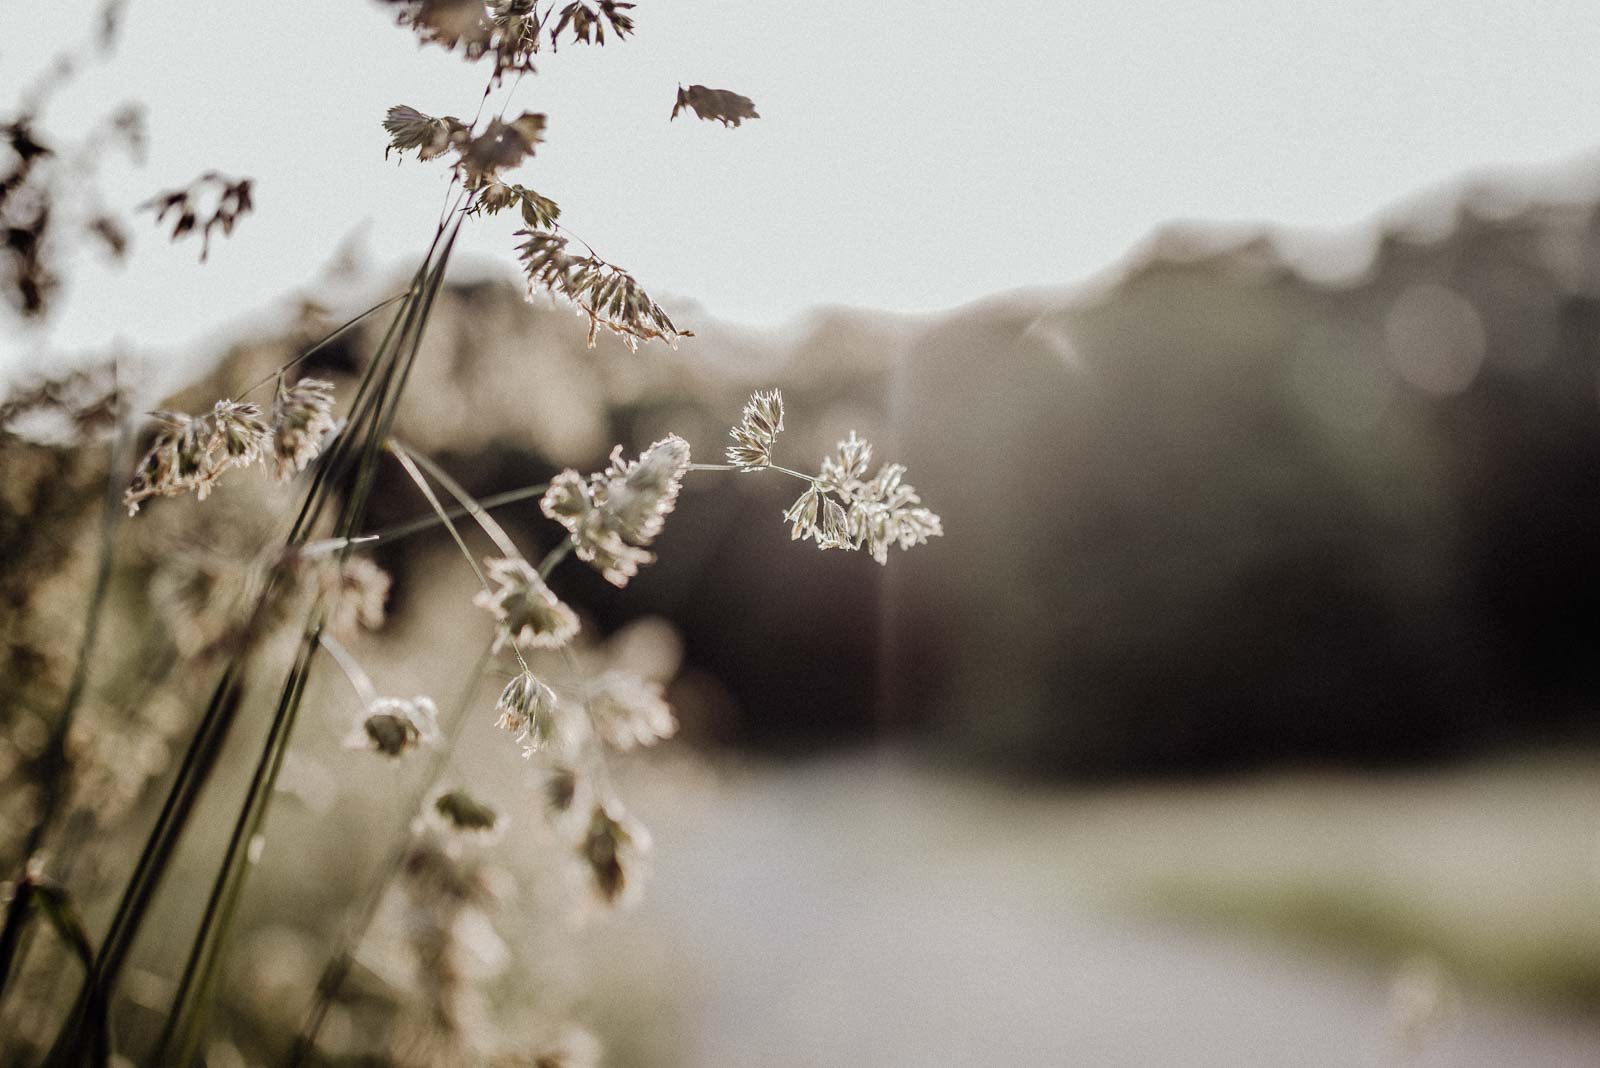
top-left (538, 539), bottom-right (573, 580)
top-left (46, 661), bottom-right (249, 1066)
top-left (386, 439), bottom-right (538, 678)
top-left (391, 439), bottom-right (521, 558)
top-left (389, 443), bottom-right (491, 591)
top-left (236, 292), bottom-right (408, 402)
top-left (157, 625), bottom-right (320, 1065)
top-left (46, 210), bottom-right (454, 1068)
top-left (318, 632), bottom-right (378, 707)
top-left (358, 481), bottom-right (551, 548)
top-left (161, 214), bottom-right (471, 1064)
top-left (687, 460), bottom-right (815, 484)
top-left (280, 188), bottom-right (461, 545)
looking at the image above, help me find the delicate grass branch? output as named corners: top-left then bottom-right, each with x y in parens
top-left (389, 441), bottom-right (494, 590)
top-left (359, 481), bottom-right (551, 548)
top-left (155, 215), bottom-right (472, 1064)
top-left (236, 292), bottom-right (408, 401)
top-left (318, 632), bottom-right (378, 707)
top-left (49, 199), bottom-right (469, 1068)
top-left (390, 439), bottom-right (521, 559)
top-left (538, 539), bottom-right (573, 580)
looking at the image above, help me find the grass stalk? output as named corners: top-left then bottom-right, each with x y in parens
top-left (155, 213), bottom-right (470, 1064)
top-left (44, 212), bottom-right (462, 1066)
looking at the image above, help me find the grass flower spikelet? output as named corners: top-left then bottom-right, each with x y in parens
top-left (474, 556), bottom-right (580, 651)
top-left (347, 695), bottom-right (442, 758)
top-left (268, 376), bottom-right (337, 480)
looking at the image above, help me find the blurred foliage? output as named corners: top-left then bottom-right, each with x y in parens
top-left (892, 193), bottom-right (1600, 776)
top-left (13, 143), bottom-right (1600, 1062)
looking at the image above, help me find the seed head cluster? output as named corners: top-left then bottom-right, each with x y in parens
top-left (725, 391), bottom-right (944, 563)
top-left (808, 441), bottom-right (944, 563)
top-left (268, 376), bottom-right (338, 480)
top-left (7, 4), bottom-right (786, 1059)
top-left (726, 389), bottom-right (783, 470)
top-left (395, 821), bottom-right (504, 1054)
top-left (124, 379), bottom-right (337, 515)
top-left (347, 695), bottom-right (442, 758)
top-left (140, 170), bottom-right (255, 262)
top-left (426, 787), bottom-right (504, 839)
top-left (494, 669), bottom-right (574, 756)
top-left (474, 556), bottom-right (581, 651)
top-left (315, 555), bottom-right (392, 641)
top-left (588, 670), bottom-right (675, 750)
top-left (579, 800), bottom-right (649, 906)
top-left (513, 228), bottom-right (688, 350)
top-left (540, 434), bottom-right (691, 587)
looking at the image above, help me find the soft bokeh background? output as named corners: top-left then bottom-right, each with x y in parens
top-left (9, 0), bottom-right (1600, 357)
top-left (8, 2), bottom-right (1600, 1066)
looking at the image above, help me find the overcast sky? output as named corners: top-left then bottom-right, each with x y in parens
top-left (6, 1), bottom-right (1600, 373)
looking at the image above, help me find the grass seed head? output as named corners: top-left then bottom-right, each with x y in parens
top-left (347, 695), bottom-right (441, 758)
top-left (474, 556), bottom-right (581, 651)
top-left (589, 670), bottom-right (675, 750)
top-left (268, 376), bottom-right (337, 480)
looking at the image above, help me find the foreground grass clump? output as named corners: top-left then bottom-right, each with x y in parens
top-left (0, 4), bottom-right (940, 1065)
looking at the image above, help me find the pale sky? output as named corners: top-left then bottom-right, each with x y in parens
top-left (6, 1), bottom-right (1600, 373)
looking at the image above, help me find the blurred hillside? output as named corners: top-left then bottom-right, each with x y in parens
top-left (151, 166), bottom-right (1600, 779)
